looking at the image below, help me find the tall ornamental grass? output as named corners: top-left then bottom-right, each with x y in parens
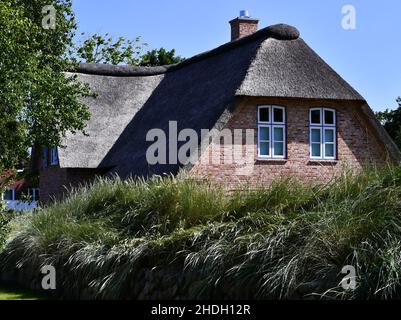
top-left (2, 167), bottom-right (401, 299)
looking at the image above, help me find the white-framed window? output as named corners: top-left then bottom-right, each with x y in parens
top-left (257, 105), bottom-right (286, 159)
top-left (28, 188), bottom-right (40, 201)
top-left (309, 108), bottom-right (336, 160)
top-left (2, 188), bottom-right (15, 201)
top-left (50, 147), bottom-right (58, 166)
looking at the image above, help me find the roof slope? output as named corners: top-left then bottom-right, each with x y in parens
top-left (58, 24), bottom-right (398, 173)
top-left (237, 37), bottom-right (364, 100)
top-left (58, 73), bottom-right (163, 168)
top-left (99, 33), bottom-right (265, 177)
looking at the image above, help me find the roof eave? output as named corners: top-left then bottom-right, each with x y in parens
top-left (360, 103), bottom-right (401, 164)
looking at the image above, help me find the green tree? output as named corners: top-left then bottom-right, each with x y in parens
top-left (73, 35), bottom-right (184, 67)
top-left (376, 97), bottom-right (401, 148)
top-left (0, 0), bottom-right (91, 173)
top-left (139, 48), bottom-right (185, 66)
top-left (72, 33), bottom-right (147, 65)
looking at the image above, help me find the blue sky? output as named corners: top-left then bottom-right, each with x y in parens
top-left (72, 0), bottom-right (400, 112)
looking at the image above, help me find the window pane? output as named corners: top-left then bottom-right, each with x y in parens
top-left (324, 110), bottom-right (334, 125)
top-left (273, 108), bottom-right (284, 123)
top-left (325, 144), bottom-right (334, 158)
top-left (311, 129), bottom-right (321, 143)
top-left (325, 129), bottom-right (334, 143)
top-left (3, 189), bottom-right (13, 201)
top-left (274, 142), bottom-right (284, 156)
top-left (259, 108), bottom-right (269, 122)
top-left (311, 110), bottom-right (321, 124)
top-left (312, 144), bottom-right (321, 157)
top-left (274, 127), bottom-right (284, 141)
top-left (259, 127), bottom-right (269, 141)
top-left (260, 142), bottom-right (269, 156)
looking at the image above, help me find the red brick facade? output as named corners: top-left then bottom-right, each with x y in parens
top-left (39, 97), bottom-right (392, 201)
top-left (189, 97), bottom-right (390, 189)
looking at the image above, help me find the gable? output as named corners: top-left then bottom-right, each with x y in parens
top-left (237, 37), bottom-right (364, 100)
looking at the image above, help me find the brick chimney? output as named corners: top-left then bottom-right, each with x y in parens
top-left (229, 10), bottom-right (259, 41)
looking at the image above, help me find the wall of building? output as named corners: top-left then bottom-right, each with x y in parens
top-left (39, 167), bottom-right (102, 203)
top-left (39, 97), bottom-right (392, 201)
top-left (189, 97), bottom-right (389, 189)
top-left (39, 167), bottom-right (68, 203)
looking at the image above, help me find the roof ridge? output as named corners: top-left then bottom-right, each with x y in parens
top-left (74, 24), bottom-right (300, 77)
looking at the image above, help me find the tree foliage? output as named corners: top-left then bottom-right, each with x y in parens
top-left (0, 0), bottom-right (184, 175)
top-left (376, 97), bottom-right (401, 148)
top-left (139, 48), bottom-right (184, 66)
top-left (73, 35), bottom-right (184, 66)
top-left (0, 0), bottom-right (91, 172)
top-left (72, 33), bottom-right (146, 65)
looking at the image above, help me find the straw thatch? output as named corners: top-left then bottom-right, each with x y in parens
top-left (57, 23), bottom-right (401, 175)
top-left (58, 73), bottom-right (164, 168)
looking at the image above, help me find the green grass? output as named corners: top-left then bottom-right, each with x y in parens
top-left (2, 167), bottom-right (401, 299)
top-left (0, 283), bottom-right (45, 300)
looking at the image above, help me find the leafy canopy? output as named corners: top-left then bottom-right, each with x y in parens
top-left (72, 34), bottom-right (184, 66)
top-left (139, 48), bottom-right (185, 66)
top-left (72, 33), bottom-right (147, 65)
top-left (376, 97), bottom-right (401, 148)
top-left (0, 0), bottom-right (91, 172)
top-left (0, 0), bottom-right (184, 175)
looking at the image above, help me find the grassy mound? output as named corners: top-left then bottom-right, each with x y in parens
top-left (2, 167), bottom-right (401, 299)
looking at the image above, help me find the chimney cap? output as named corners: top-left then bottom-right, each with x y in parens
top-left (229, 11), bottom-right (259, 24)
top-left (239, 10), bottom-right (250, 18)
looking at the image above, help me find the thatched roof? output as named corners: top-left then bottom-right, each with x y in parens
top-left (58, 23), bottom-right (401, 174)
top-left (237, 37), bottom-right (364, 100)
top-left (58, 73), bottom-right (163, 168)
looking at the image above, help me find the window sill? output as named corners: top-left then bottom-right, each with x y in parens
top-left (308, 160), bottom-right (338, 166)
top-left (256, 158), bottom-right (287, 164)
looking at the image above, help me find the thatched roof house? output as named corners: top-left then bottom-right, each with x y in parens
top-left (37, 13), bottom-right (400, 202)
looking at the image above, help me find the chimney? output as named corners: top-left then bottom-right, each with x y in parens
top-left (229, 10), bottom-right (259, 41)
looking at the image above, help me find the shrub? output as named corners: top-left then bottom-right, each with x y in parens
top-left (2, 167), bottom-right (401, 299)
top-left (0, 209), bottom-right (18, 250)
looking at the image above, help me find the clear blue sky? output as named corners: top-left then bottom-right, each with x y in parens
top-left (72, 0), bottom-right (400, 112)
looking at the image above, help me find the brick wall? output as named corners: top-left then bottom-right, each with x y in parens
top-left (39, 167), bottom-right (67, 203)
top-left (189, 97), bottom-right (390, 189)
top-left (39, 167), bottom-right (102, 203)
top-left (230, 18), bottom-right (259, 41)
top-left (39, 97), bottom-right (392, 201)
